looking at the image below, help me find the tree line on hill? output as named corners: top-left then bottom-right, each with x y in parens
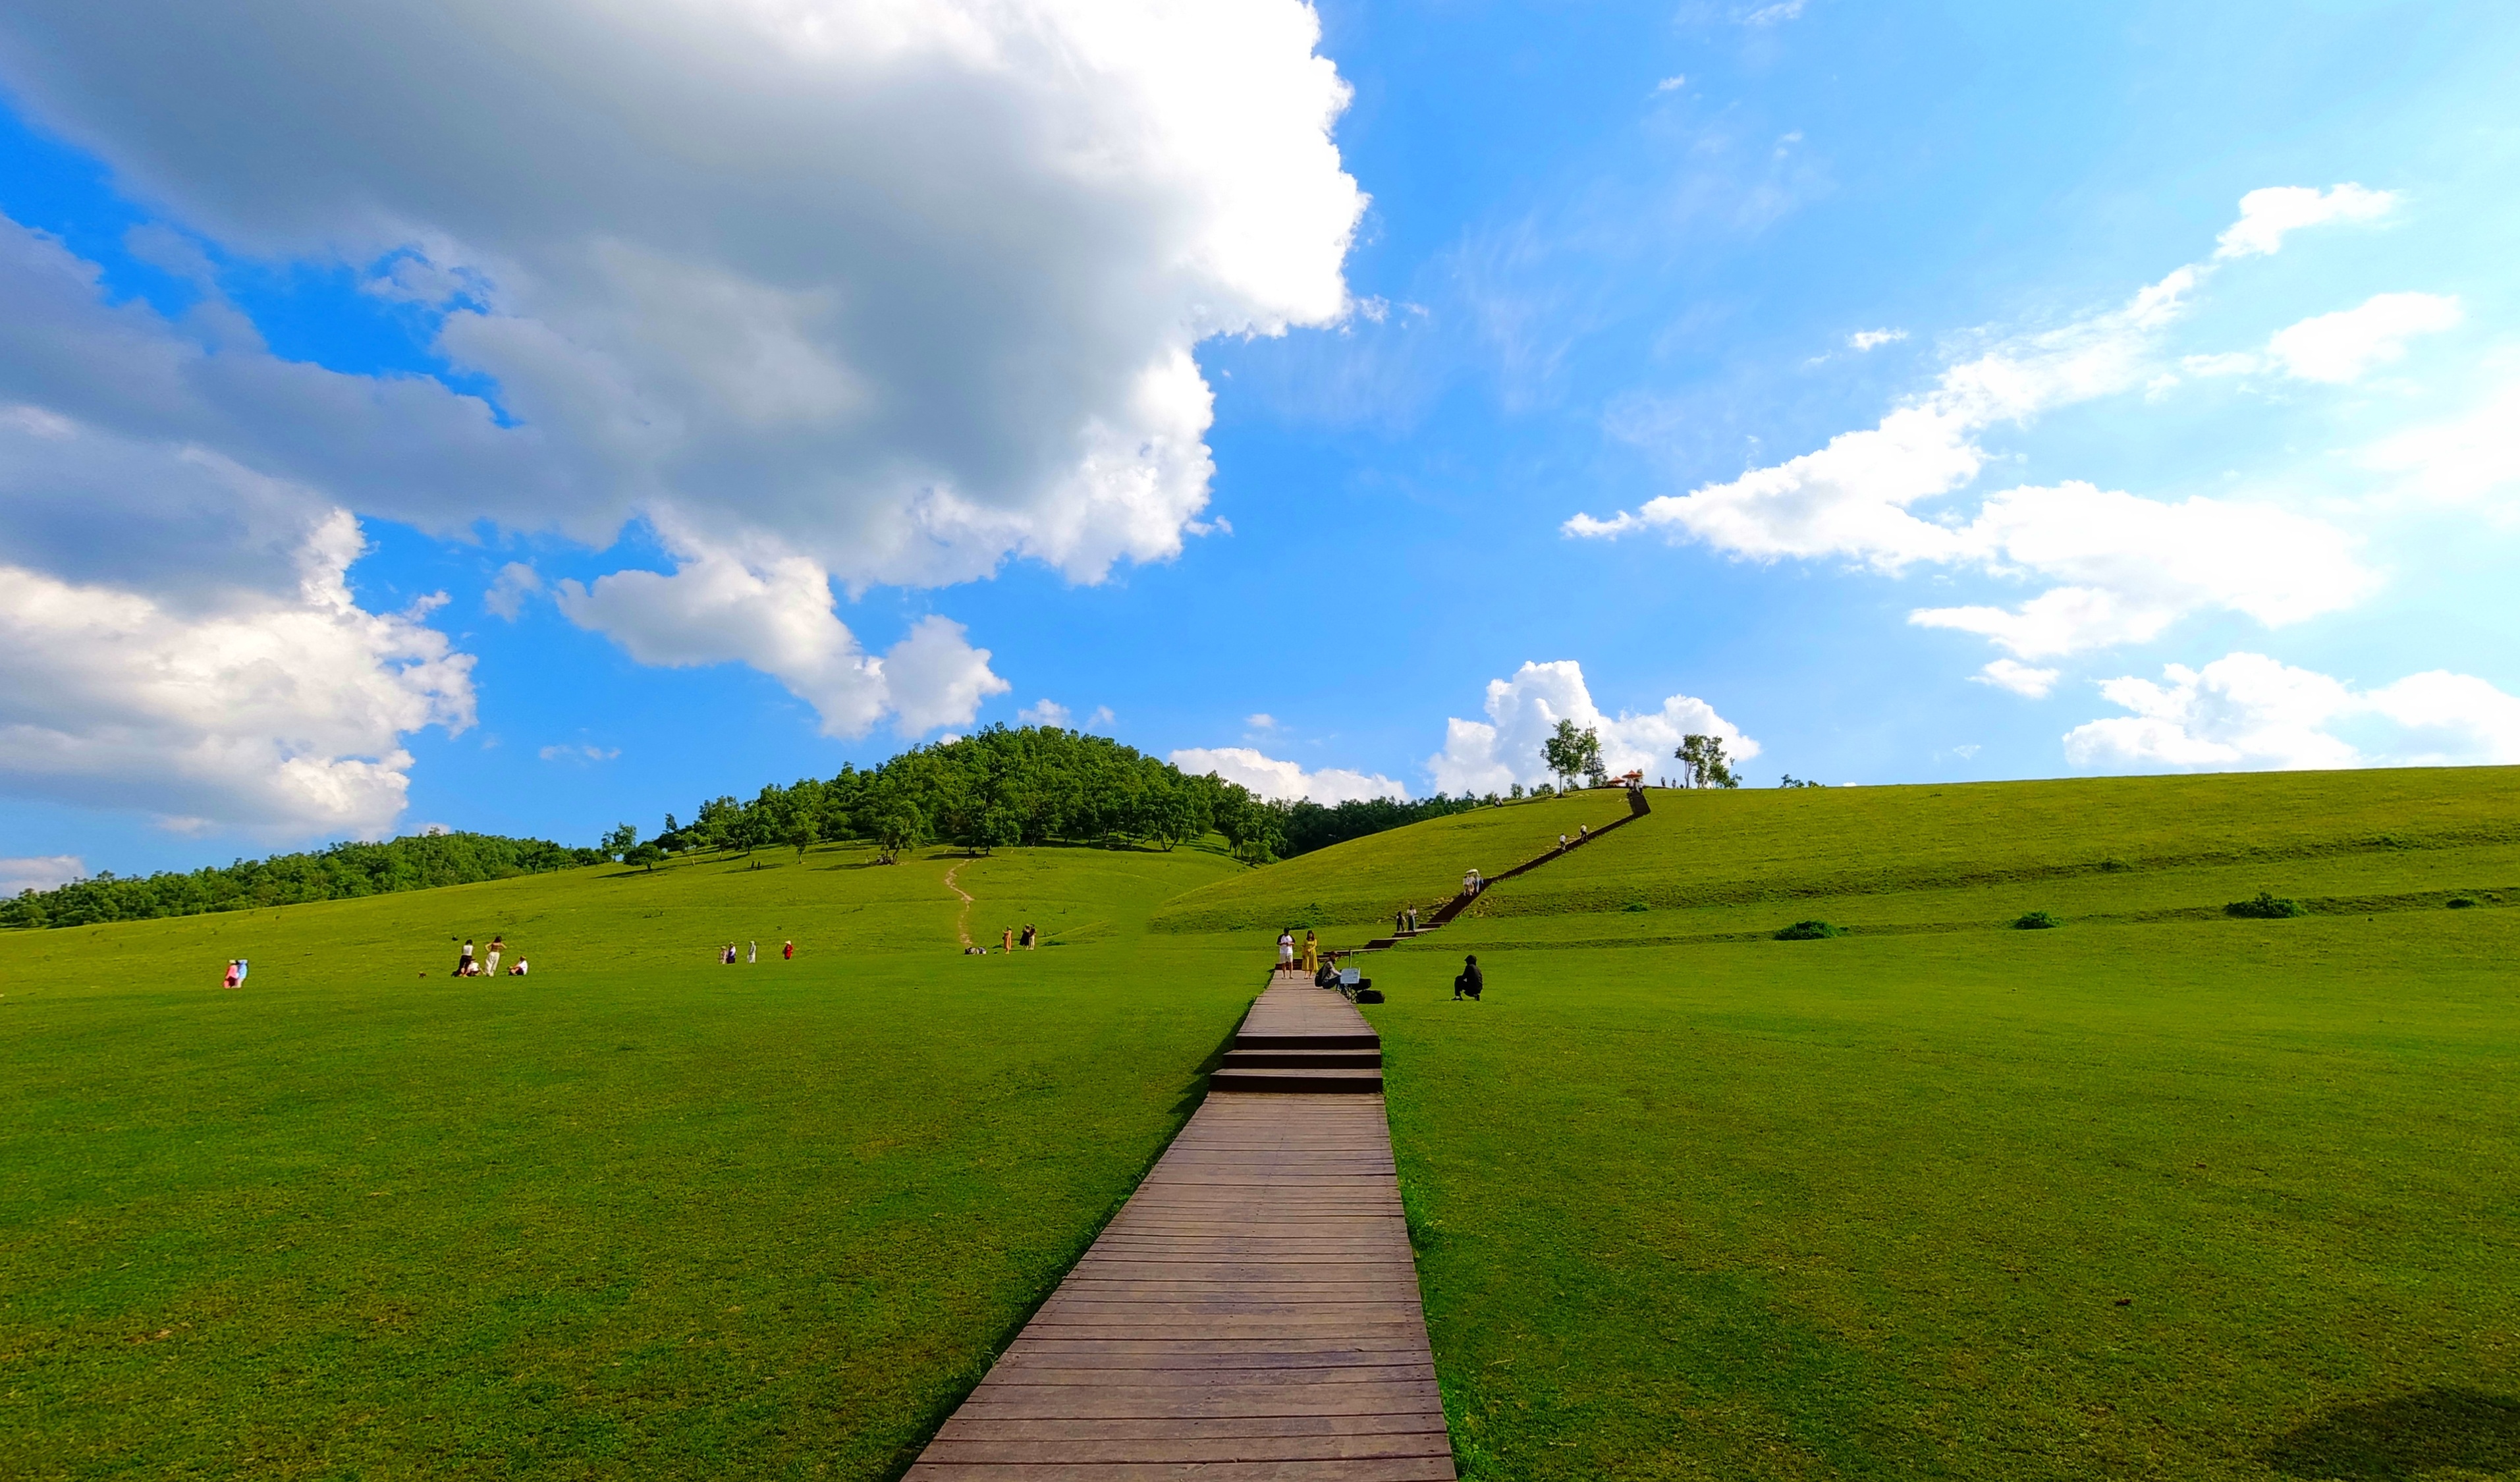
top-left (0, 831), bottom-right (603, 931)
top-left (3, 722), bottom-right (1693, 931)
top-left (622, 725), bottom-right (1495, 869)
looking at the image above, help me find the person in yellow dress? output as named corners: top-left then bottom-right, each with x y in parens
top-left (1301, 930), bottom-right (1319, 975)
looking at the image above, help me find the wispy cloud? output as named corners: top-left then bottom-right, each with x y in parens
top-left (539, 744), bottom-right (619, 764)
top-left (1848, 327), bottom-right (1907, 352)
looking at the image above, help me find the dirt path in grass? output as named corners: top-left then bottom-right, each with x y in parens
top-left (943, 861), bottom-right (975, 948)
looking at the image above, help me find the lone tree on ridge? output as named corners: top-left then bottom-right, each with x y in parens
top-left (1542, 720), bottom-right (1603, 792)
top-left (1675, 734), bottom-right (1740, 790)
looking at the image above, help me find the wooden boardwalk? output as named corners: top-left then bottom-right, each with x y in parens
top-left (906, 974), bottom-right (1455, 1480)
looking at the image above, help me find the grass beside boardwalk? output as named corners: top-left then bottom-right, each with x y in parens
top-left (0, 842), bottom-right (1252, 1479)
top-left (1361, 766), bottom-right (2520, 1480)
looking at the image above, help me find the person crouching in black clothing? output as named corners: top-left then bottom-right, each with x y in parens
top-left (1453, 955), bottom-right (1483, 1001)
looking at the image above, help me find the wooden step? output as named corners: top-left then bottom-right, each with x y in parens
top-left (1222, 1048), bottom-right (1384, 1070)
top-left (1236, 1031), bottom-right (1379, 1051)
top-left (1209, 1066), bottom-right (1385, 1094)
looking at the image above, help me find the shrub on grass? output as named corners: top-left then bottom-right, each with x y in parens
top-left (2015, 910), bottom-right (2062, 929)
top-left (2226, 891), bottom-right (2309, 919)
top-left (1622, 901), bottom-right (1649, 913)
top-left (1774, 919), bottom-right (1840, 941)
top-left (2447, 896), bottom-right (2478, 910)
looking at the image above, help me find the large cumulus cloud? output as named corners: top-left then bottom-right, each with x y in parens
top-left (0, 0), bottom-right (1365, 827)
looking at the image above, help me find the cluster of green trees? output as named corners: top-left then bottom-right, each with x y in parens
top-left (624, 725), bottom-right (1296, 869)
top-left (0, 831), bottom-right (602, 930)
top-left (1543, 719), bottom-right (1746, 790)
top-left (1278, 794), bottom-right (1489, 857)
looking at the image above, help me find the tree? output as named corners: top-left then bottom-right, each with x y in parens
top-left (1541, 720), bottom-right (1602, 792)
top-left (1778, 774), bottom-right (1824, 789)
top-left (601, 822), bottom-right (639, 862)
top-left (786, 814), bottom-right (819, 862)
top-left (876, 805), bottom-right (926, 865)
top-left (974, 806), bottom-right (1022, 855)
top-left (626, 841), bottom-right (666, 872)
top-left (1674, 734), bottom-right (1739, 789)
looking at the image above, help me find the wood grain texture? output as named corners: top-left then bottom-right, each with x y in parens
top-left (904, 976), bottom-right (1456, 1479)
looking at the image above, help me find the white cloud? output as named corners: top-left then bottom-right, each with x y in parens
top-left (1848, 327), bottom-right (1907, 351)
top-left (1567, 190), bottom-right (2390, 662)
top-left (0, 510), bottom-right (476, 837)
top-left (883, 615), bottom-right (1016, 736)
top-left (1246, 712), bottom-right (1278, 731)
top-left (1904, 481), bottom-right (2374, 659)
top-left (1170, 746), bottom-right (1410, 806)
top-left (2064, 653), bottom-right (2520, 771)
top-left (1742, 0), bottom-right (1807, 25)
top-left (483, 561), bottom-right (542, 619)
top-left (0, 0), bottom-right (1364, 750)
top-left (0, 855), bottom-right (84, 896)
top-left (1017, 699), bottom-right (1072, 728)
top-left (537, 743), bottom-right (618, 763)
top-left (1974, 659), bottom-right (2060, 698)
top-left (1427, 659), bottom-right (1759, 794)
top-left (1085, 705), bottom-right (1118, 730)
top-left (2213, 184), bottom-right (2397, 260)
top-left (2264, 292), bottom-right (2462, 384)
top-left (2362, 377), bottom-right (2520, 505)
top-left (1654, 74), bottom-right (1687, 94)
top-left (556, 540), bottom-right (1006, 738)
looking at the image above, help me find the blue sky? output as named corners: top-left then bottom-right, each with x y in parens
top-left (3, 0), bottom-right (2516, 885)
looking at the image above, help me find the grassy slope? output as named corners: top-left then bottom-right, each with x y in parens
top-left (0, 841), bottom-right (1251, 1480)
top-left (1150, 790), bottom-right (1636, 935)
top-left (1356, 767), bottom-right (2520, 1479)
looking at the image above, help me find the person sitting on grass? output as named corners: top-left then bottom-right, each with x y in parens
top-left (1453, 954), bottom-right (1483, 1001)
top-left (509, 958), bottom-right (529, 976)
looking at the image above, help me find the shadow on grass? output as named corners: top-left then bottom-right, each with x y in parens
top-left (881, 1001), bottom-right (1252, 1481)
top-left (2262, 1388), bottom-right (2520, 1479)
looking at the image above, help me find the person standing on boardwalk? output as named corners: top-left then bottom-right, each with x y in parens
top-left (1453, 955), bottom-right (1484, 1001)
top-left (1278, 930), bottom-right (1296, 968)
top-left (1301, 931), bottom-right (1319, 975)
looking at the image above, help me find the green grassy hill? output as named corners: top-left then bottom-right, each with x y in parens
top-left (14, 767), bottom-right (2520, 1481)
top-left (1339, 766), bottom-right (2520, 1481)
top-left (1149, 788), bottom-right (1635, 934)
top-left (0, 840), bottom-right (1253, 1480)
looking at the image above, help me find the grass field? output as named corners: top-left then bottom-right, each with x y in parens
top-left (0, 841), bottom-right (1255, 1479)
top-left (11, 767), bottom-right (2520, 1480)
top-left (1348, 768), bottom-right (2520, 1479)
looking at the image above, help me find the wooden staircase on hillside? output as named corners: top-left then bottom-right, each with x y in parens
top-left (1347, 783), bottom-right (1653, 953)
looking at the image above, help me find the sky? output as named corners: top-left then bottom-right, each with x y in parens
top-left (3, 0), bottom-right (2517, 887)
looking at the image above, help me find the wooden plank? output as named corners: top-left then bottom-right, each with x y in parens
top-left (908, 1460), bottom-right (1456, 1482)
top-left (918, 1432), bottom-right (1454, 1464)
